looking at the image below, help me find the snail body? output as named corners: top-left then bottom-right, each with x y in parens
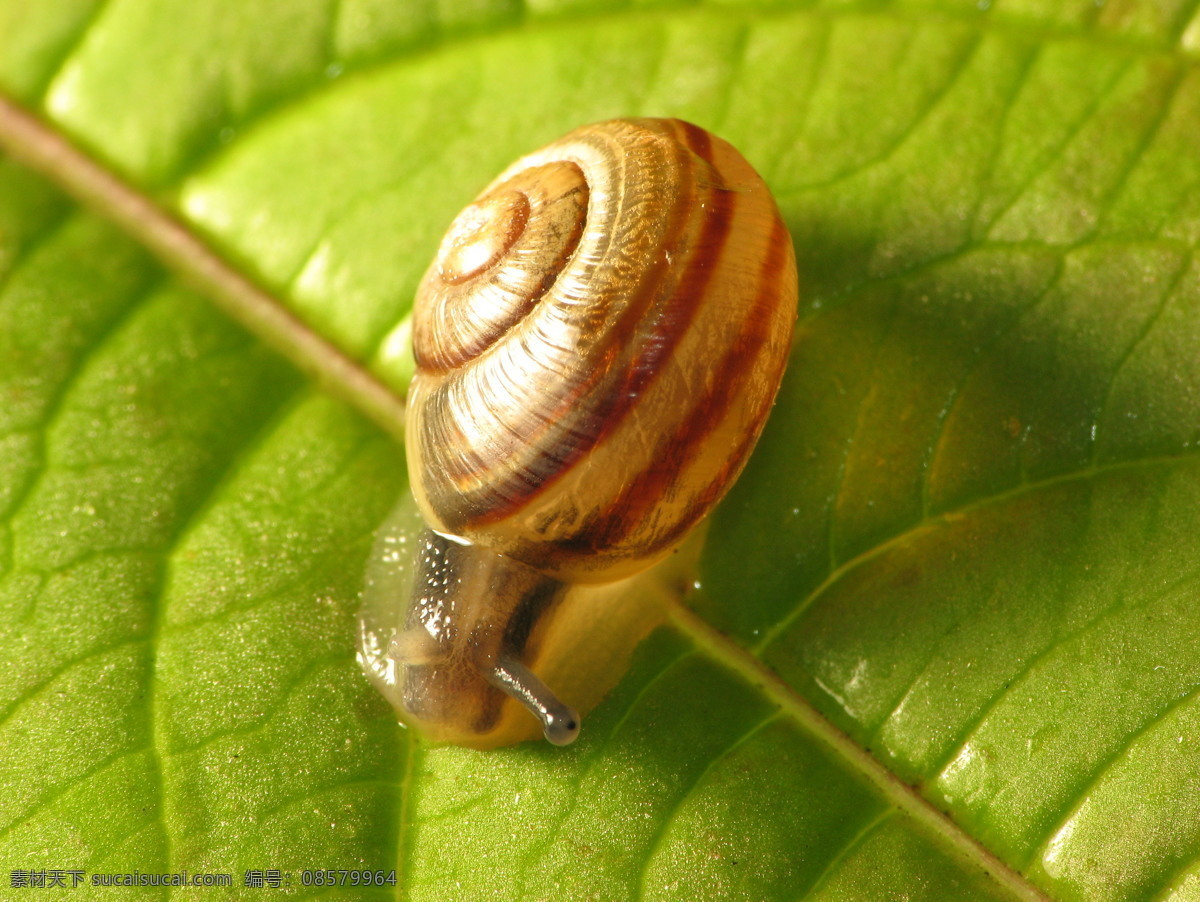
top-left (358, 118), bottom-right (797, 747)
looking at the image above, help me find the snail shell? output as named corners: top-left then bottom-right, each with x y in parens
top-left (358, 118), bottom-right (797, 748)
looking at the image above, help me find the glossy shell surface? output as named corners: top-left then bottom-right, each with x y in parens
top-left (406, 117), bottom-right (798, 583)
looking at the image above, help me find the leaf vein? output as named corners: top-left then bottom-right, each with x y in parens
top-left (929, 563), bottom-right (1200, 802)
top-left (1089, 249), bottom-right (1193, 467)
top-left (0, 271), bottom-right (164, 574)
top-left (165, 653), bottom-right (352, 758)
top-left (756, 451), bottom-right (1200, 655)
top-left (918, 250), bottom-right (1068, 519)
top-left (977, 58), bottom-right (1133, 238)
top-left (1029, 680), bottom-right (1200, 870)
top-left (514, 643), bottom-right (695, 896)
top-left (762, 18), bottom-right (832, 185)
top-left (0, 635), bottom-right (146, 726)
top-left (965, 43), bottom-right (1041, 239)
top-left (632, 712), bottom-right (780, 902)
top-left (796, 808), bottom-right (893, 901)
top-left (826, 296), bottom-right (901, 571)
top-left (771, 28), bottom-right (985, 198)
top-left (1092, 66), bottom-right (1187, 238)
top-left (0, 742), bottom-right (151, 843)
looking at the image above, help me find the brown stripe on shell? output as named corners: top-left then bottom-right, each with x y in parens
top-left (551, 213), bottom-right (794, 559)
top-left (423, 172), bottom-right (690, 520)
top-left (407, 118), bottom-right (797, 581)
top-left (426, 122), bottom-right (724, 531)
top-left (641, 253), bottom-right (797, 553)
top-left (440, 211), bottom-right (726, 529)
top-left (675, 120), bottom-right (714, 173)
top-left (458, 120), bottom-right (734, 516)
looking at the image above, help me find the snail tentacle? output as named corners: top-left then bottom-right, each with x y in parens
top-left (486, 657), bottom-right (581, 746)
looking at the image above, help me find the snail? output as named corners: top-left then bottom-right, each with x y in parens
top-left (357, 118), bottom-right (797, 748)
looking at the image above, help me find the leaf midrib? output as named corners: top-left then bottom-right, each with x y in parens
top-left (668, 600), bottom-right (1054, 901)
top-left (668, 452), bottom-right (1200, 899)
top-left (0, 95), bottom-right (407, 441)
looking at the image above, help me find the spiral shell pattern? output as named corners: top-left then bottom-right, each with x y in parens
top-left (407, 118), bottom-right (797, 581)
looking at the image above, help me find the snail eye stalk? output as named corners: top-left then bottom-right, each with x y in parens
top-left (486, 657), bottom-right (580, 746)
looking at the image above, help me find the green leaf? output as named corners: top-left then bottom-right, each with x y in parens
top-left (2, 1), bottom-right (1200, 900)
